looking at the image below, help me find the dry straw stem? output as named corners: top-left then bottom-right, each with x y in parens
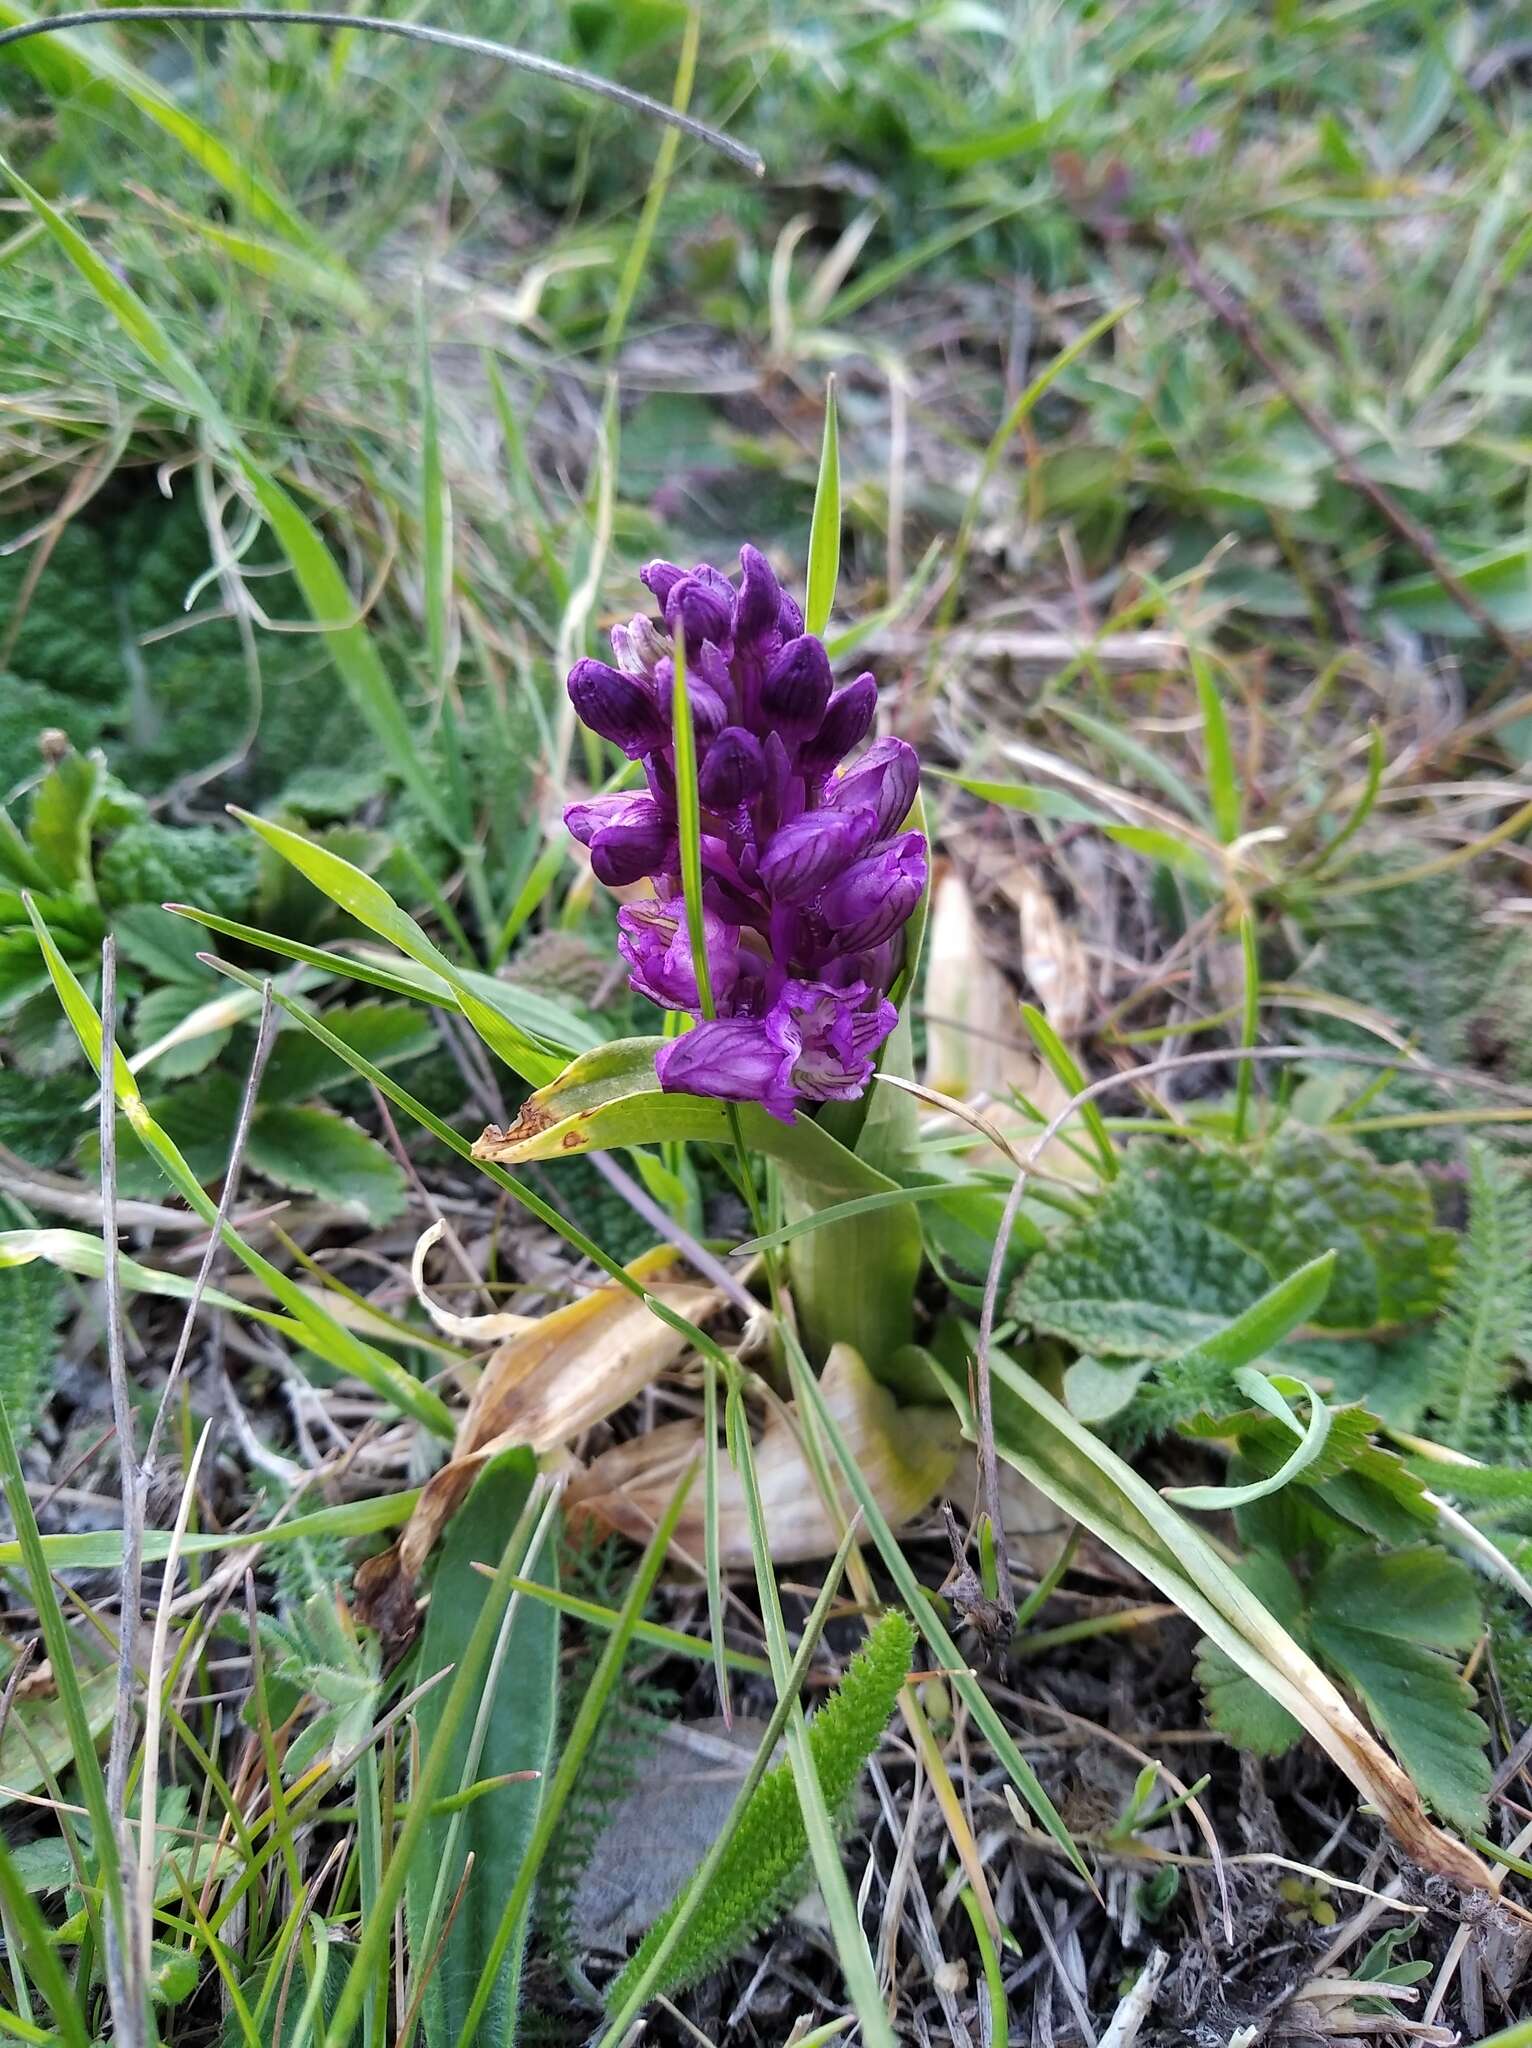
top-left (0, 10), bottom-right (766, 174)
top-left (357, 1245), bottom-right (723, 1631)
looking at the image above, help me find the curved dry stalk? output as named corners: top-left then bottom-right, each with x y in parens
top-left (0, 10), bottom-right (765, 173)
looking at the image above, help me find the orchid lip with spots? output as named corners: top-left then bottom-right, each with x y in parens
top-left (565, 546), bottom-right (925, 1122)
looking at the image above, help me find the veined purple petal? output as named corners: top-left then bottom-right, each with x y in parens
top-left (618, 901), bottom-right (738, 1013)
top-left (823, 735), bottom-right (919, 838)
top-left (761, 634), bottom-right (833, 738)
top-left (568, 658), bottom-right (669, 758)
top-left (699, 726), bottom-right (766, 809)
top-left (655, 1018), bottom-right (797, 1122)
top-left (820, 832), bottom-right (928, 952)
top-left (803, 673), bottom-right (878, 774)
top-left (757, 806), bottom-right (878, 902)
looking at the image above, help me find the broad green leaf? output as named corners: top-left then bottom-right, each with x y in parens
top-left (230, 811), bottom-right (563, 1085)
top-left (113, 902), bottom-right (214, 986)
top-left (408, 1452), bottom-right (557, 2048)
top-left (262, 1001), bottom-right (437, 1103)
top-left (1380, 543), bottom-right (1532, 638)
top-left (1310, 1548), bottom-right (1490, 1831)
top-left (1195, 1553), bottom-right (1307, 1756)
top-left (247, 1106), bottom-right (408, 1226)
top-left (1012, 1131), bottom-right (1451, 1359)
top-left (0, 1653), bottom-right (117, 1812)
top-left (28, 748), bottom-right (103, 894)
top-left (804, 379), bottom-right (841, 636)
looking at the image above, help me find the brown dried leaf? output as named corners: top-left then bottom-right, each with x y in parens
top-left (357, 1245), bottom-right (722, 1631)
top-left (566, 1343), bottom-right (961, 1569)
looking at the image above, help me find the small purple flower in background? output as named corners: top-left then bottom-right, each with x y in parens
top-left (564, 546), bottom-right (926, 1121)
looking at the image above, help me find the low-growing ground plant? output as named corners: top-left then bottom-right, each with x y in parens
top-left (0, 3), bottom-right (1529, 2042)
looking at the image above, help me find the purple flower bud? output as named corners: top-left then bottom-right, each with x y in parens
top-left (803, 672), bottom-right (877, 773)
top-left (699, 726), bottom-right (766, 809)
top-left (665, 568), bottom-right (734, 650)
top-left (734, 544), bottom-right (783, 648)
top-left (820, 832), bottom-right (928, 952)
top-left (640, 559), bottom-right (687, 608)
top-left (567, 658), bottom-right (669, 759)
top-left (618, 902), bottom-right (738, 1013)
top-left (655, 1018), bottom-right (797, 1123)
top-left (823, 735), bottom-right (919, 838)
top-left (757, 806), bottom-right (878, 902)
top-left (777, 590), bottom-right (805, 638)
top-left (572, 794), bottom-right (672, 888)
top-left (761, 635), bottom-right (833, 738)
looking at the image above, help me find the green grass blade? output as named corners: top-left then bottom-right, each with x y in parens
top-left (783, 1340), bottom-right (1090, 1884)
top-left (22, 902), bottom-right (453, 1438)
top-left (227, 811), bottom-right (563, 1084)
top-left (600, 3), bottom-right (698, 362)
top-left (0, 157), bottom-right (456, 845)
top-left (0, 1813), bottom-right (92, 2048)
top-left (322, 1481), bottom-right (556, 2048)
top-left (1193, 654), bottom-right (1241, 844)
top-left (446, 1462), bottom-right (698, 2048)
top-left (1019, 1004), bottom-right (1117, 1180)
top-left (0, 0), bottom-right (328, 253)
top-left (725, 1382), bottom-right (893, 2048)
top-left (804, 377), bottom-right (841, 637)
top-left (1232, 913), bottom-right (1260, 1143)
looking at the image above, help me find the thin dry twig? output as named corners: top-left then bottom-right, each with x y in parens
top-left (99, 940), bottom-right (149, 2046)
top-left (1162, 221), bottom-right (1528, 667)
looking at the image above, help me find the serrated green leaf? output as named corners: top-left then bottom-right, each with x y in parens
top-left (247, 1106), bottom-right (407, 1225)
top-left (1425, 1142), bottom-right (1532, 1452)
top-left (1310, 1548), bottom-right (1490, 1831)
top-left (133, 981), bottom-right (232, 1080)
top-left (1194, 1551), bottom-right (1307, 1757)
top-left (113, 902), bottom-right (211, 986)
top-left (0, 1197), bottom-right (60, 1435)
top-left (262, 1001), bottom-right (437, 1104)
top-left (28, 748), bottom-right (103, 893)
top-left (1013, 1131), bottom-right (1450, 1360)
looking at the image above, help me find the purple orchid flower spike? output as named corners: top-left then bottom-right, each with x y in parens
top-left (563, 547), bottom-right (927, 1121)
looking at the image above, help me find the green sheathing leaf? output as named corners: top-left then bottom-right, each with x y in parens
top-left (1425, 1142), bottom-right (1532, 1452)
top-left (1014, 1127), bottom-right (1452, 1366)
top-left (407, 1452), bottom-right (558, 2047)
top-left (1310, 1549), bottom-right (1490, 1833)
top-left (606, 1609), bottom-right (915, 2011)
